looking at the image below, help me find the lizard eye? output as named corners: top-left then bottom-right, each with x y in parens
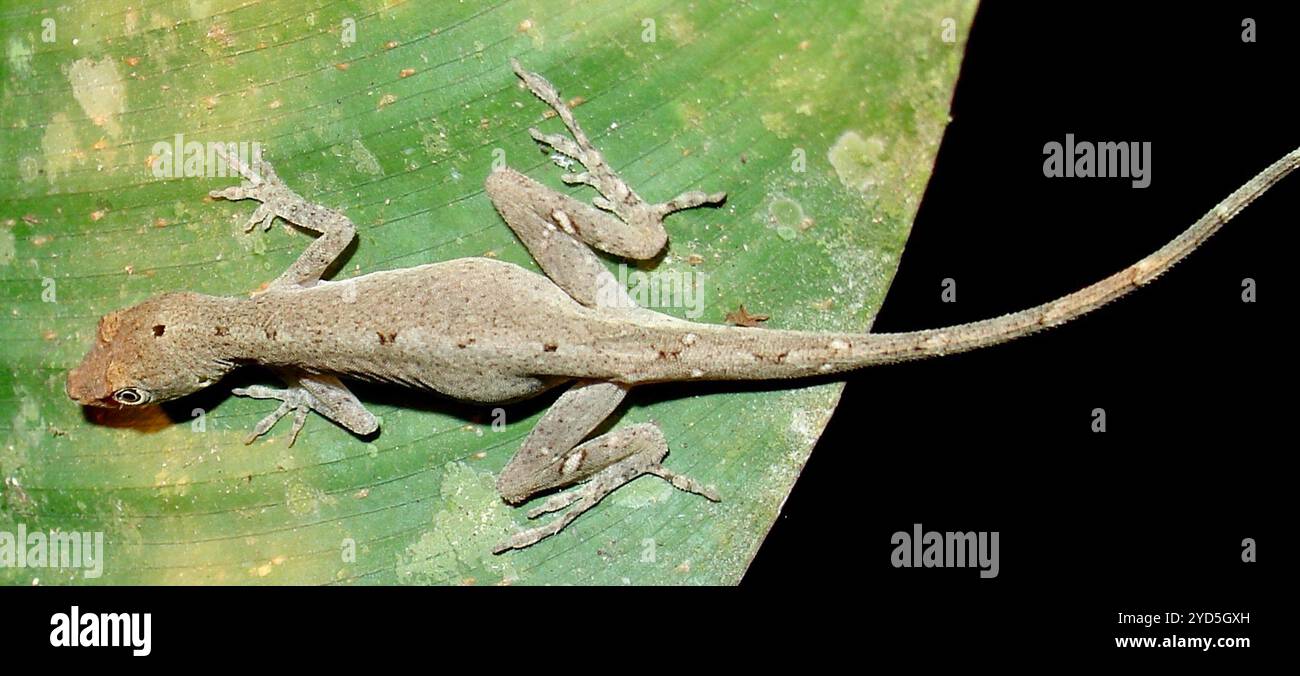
top-left (112, 388), bottom-right (149, 406)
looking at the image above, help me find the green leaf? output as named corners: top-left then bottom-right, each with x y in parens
top-left (0, 0), bottom-right (975, 584)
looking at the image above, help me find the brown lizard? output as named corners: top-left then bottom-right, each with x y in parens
top-left (66, 60), bottom-right (1300, 552)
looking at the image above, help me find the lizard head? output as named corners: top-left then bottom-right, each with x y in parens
top-left (67, 293), bottom-right (235, 408)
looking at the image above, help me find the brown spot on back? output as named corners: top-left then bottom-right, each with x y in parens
top-left (378, 331), bottom-right (397, 345)
top-left (152, 324), bottom-right (165, 337)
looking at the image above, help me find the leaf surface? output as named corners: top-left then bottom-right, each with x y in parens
top-left (0, 0), bottom-right (975, 584)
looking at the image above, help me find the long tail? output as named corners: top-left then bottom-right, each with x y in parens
top-left (624, 146), bottom-right (1299, 384)
top-left (851, 145), bottom-right (1299, 366)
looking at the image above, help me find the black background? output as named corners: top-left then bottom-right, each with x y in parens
top-left (4, 3), bottom-right (1292, 665)
top-left (744, 1), bottom-right (1291, 662)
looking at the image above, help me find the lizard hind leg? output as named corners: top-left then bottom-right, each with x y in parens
top-left (508, 59), bottom-right (726, 260)
top-left (494, 423), bottom-right (719, 554)
top-left (493, 380), bottom-right (719, 554)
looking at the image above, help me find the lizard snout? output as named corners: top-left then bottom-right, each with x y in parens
top-left (65, 367), bottom-right (88, 403)
top-left (65, 363), bottom-right (105, 406)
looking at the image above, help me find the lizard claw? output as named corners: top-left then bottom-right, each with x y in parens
top-left (527, 128), bottom-right (587, 165)
top-left (233, 385), bottom-right (315, 446)
top-left (209, 185), bottom-right (250, 201)
top-left (655, 190), bottom-right (727, 217)
top-left (211, 144), bottom-right (275, 185)
top-left (209, 160), bottom-right (295, 233)
top-left (207, 153), bottom-right (291, 214)
top-left (244, 204), bottom-right (277, 233)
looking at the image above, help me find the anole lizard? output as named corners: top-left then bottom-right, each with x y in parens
top-left (66, 60), bottom-right (1300, 553)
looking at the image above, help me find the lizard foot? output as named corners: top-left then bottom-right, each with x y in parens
top-left (208, 154), bottom-right (297, 232)
top-left (493, 423), bottom-right (720, 553)
top-left (509, 58), bottom-right (725, 235)
top-left (232, 384), bottom-right (316, 446)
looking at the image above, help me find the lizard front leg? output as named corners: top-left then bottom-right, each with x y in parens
top-left (493, 380), bottom-right (719, 553)
top-left (234, 370), bottom-right (378, 446)
top-left (208, 148), bottom-right (356, 291)
top-left (209, 150), bottom-right (367, 443)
